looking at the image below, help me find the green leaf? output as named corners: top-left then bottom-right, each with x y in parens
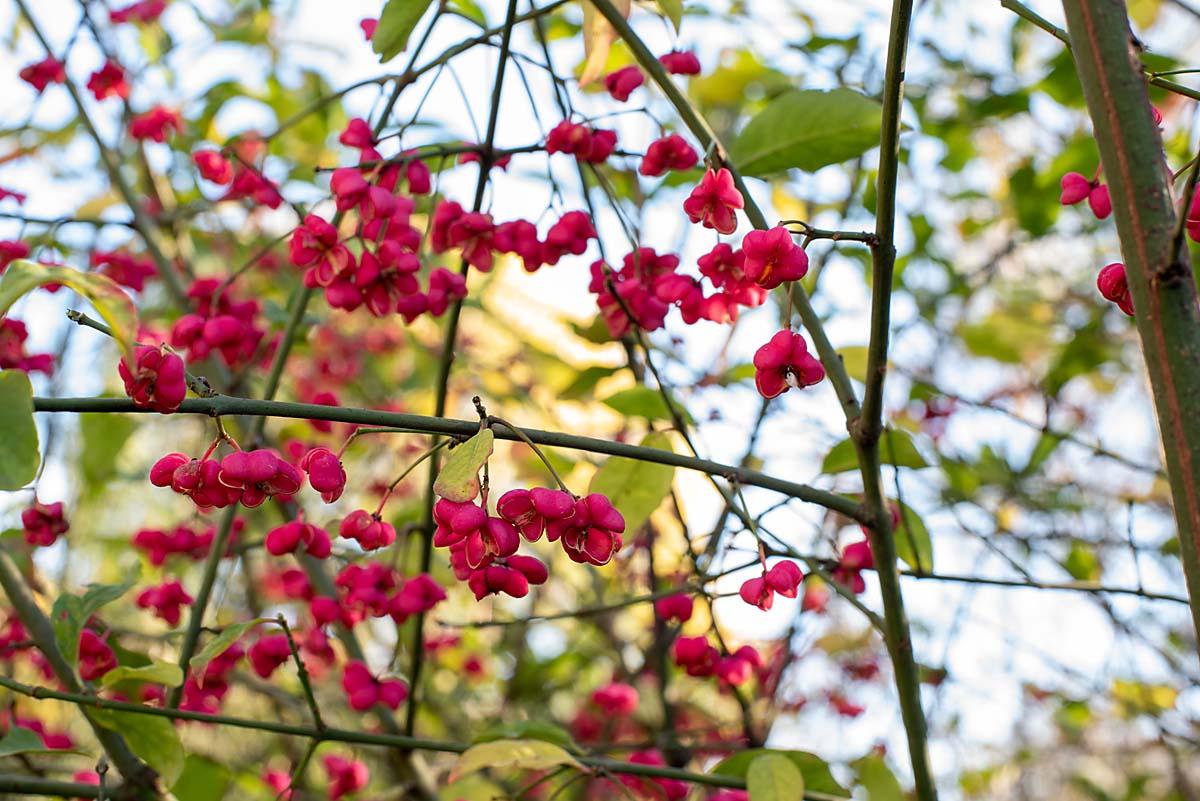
top-left (172, 755), bottom-right (232, 801)
top-left (449, 739), bottom-right (582, 782)
top-left (838, 345), bottom-right (870, 383)
top-left (747, 753), bottom-right (805, 801)
top-left (601, 386), bottom-right (693, 423)
top-left (373, 0), bottom-right (436, 62)
top-left (434, 429), bottom-right (495, 503)
top-left (0, 725), bottom-right (85, 757)
top-left (92, 709), bottom-right (185, 786)
top-left (851, 755), bottom-right (904, 801)
top-left (0, 259), bottom-right (138, 363)
top-left (80, 411), bottom-right (136, 492)
top-left (52, 578), bottom-right (137, 667)
top-left (190, 618), bottom-right (272, 681)
top-left (729, 89), bottom-right (881, 176)
top-left (472, 721), bottom-right (579, 752)
top-left (1063, 542), bottom-right (1101, 582)
top-left (821, 429), bottom-right (927, 474)
top-left (655, 0), bottom-right (683, 31)
top-left (559, 365), bottom-right (619, 401)
top-left (892, 499), bottom-right (933, 572)
top-left (711, 749), bottom-right (848, 797)
top-left (0, 370), bottom-right (40, 490)
top-left (588, 432), bottom-right (675, 534)
top-left (99, 660), bottom-right (185, 689)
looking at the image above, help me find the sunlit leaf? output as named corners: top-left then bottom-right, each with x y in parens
top-left (589, 431), bottom-right (675, 533)
top-left (449, 739), bottom-right (582, 782)
top-left (711, 749), bottom-right (848, 796)
top-left (0, 259), bottom-right (138, 363)
top-left (851, 754), bottom-right (903, 801)
top-left (99, 661), bottom-right (185, 689)
top-left (747, 753), bottom-right (804, 801)
top-left (434, 429), bottom-right (495, 502)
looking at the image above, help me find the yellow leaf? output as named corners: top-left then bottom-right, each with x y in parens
top-left (450, 739), bottom-right (582, 782)
top-left (0, 260), bottom-right (138, 364)
top-left (579, 0), bottom-right (631, 86)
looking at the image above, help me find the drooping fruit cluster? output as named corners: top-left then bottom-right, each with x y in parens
top-left (150, 448), bottom-right (301, 509)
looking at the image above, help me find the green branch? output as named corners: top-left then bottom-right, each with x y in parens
top-left (842, 2), bottom-right (938, 798)
top-left (30, 394), bottom-right (861, 518)
top-left (1060, 0), bottom-right (1200, 655)
top-left (0, 675), bottom-right (849, 801)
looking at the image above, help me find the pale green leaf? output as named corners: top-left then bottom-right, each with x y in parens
top-left (710, 749), bottom-right (848, 796)
top-left (0, 259), bottom-right (138, 363)
top-left (99, 660), bottom-right (185, 689)
top-left (0, 370), bottom-right (40, 490)
top-left (472, 721), bottom-right (579, 752)
top-left (655, 0), bottom-right (683, 31)
top-left (851, 755), bottom-right (903, 801)
top-left (450, 739), bottom-right (582, 782)
top-left (434, 429), bottom-right (495, 503)
top-left (747, 753), bottom-right (805, 801)
top-left (892, 499), bottom-right (933, 572)
top-left (589, 431), bottom-right (674, 533)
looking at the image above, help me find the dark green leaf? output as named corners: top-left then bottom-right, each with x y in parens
top-left (601, 387), bottom-right (693, 423)
top-left (0, 725), bottom-right (85, 757)
top-left (190, 618), bottom-right (272, 681)
top-left (892, 499), bottom-right (933, 572)
top-left (559, 365), bottom-right (619, 401)
top-left (92, 709), bottom-right (185, 786)
top-left (52, 578), bottom-right (137, 667)
top-left (472, 721), bottom-right (579, 752)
